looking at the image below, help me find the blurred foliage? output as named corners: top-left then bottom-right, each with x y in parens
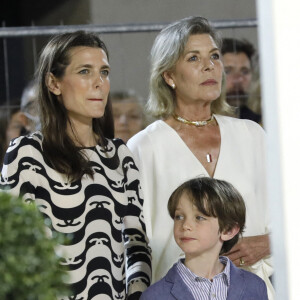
top-left (0, 191), bottom-right (70, 299)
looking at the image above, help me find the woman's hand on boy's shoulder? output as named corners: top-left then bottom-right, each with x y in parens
top-left (223, 234), bottom-right (271, 267)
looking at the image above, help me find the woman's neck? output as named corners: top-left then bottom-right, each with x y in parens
top-left (174, 101), bottom-right (212, 121)
top-left (66, 119), bottom-right (97, 147)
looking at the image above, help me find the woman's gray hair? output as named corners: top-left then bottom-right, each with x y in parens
top-left (147, 16), bottom-right (231, 119)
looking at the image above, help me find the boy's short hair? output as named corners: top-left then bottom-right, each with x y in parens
top-left (168, 177), bottom-right (246, 254)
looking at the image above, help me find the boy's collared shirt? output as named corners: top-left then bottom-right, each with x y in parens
top-left (177, 256), bottom-right (230, 300)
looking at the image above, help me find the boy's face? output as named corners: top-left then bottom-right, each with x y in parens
top-left (173, 193), bottom-right (223, 259)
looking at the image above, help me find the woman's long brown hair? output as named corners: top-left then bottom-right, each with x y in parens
top-left (35, 31), bottom-right (114, 182)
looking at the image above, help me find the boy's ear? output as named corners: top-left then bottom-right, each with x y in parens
top-left (220, 225), bottom-right (240, 242)
top-left (162, 71), bottom-right (175, 89)
top-left (46, 72), bottom-right (62, 96)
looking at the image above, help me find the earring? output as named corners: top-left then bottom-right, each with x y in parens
top-left (171, 83), bottom-right (175, 89)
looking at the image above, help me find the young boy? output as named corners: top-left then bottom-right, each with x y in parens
top-left (141, 177), bottom-right (268, 300)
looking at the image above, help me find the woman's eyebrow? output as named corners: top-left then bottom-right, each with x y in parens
top-left (183, 47), bottom-right (219, 56)
top-left (101, 64), bottom-right (110, 70)
top-left (75, 64), bottom-right (93, 70)
top-left (75, 63), bottom-right (110, 69)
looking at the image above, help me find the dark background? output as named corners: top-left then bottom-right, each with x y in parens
top-left (0, 0), bottom-right (71, 104)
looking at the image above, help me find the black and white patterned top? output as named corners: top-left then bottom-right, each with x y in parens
top-left (0, 132), bottom-right (151, 300)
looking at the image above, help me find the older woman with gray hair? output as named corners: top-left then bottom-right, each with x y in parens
top-left (128, 16), bottom-right (274, 299)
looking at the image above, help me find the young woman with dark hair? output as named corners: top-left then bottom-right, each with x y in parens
top-left (1, 31), bottom-right (151, 300)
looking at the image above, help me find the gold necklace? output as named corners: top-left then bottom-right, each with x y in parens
top-left (173, 114), bottom-right (215, 127)
top-left (173, 113), bottom-right (214, 163)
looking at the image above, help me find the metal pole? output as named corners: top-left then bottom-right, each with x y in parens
top-left (2, 22), bottom-right (10, 107)
top-left (0, 19), bottom-right (257, 38)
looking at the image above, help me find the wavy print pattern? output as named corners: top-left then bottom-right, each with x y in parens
top-left (0, 133), bottom-right (151, 300)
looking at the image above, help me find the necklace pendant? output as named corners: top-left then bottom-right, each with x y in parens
top-left (173, 114), bottom-right (214, 127)
top-left (195, 120), bottom-right (207, 127)
top-left (206, 153), bottom-right (212, 163)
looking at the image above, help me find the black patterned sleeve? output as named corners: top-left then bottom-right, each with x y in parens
top-left (121, 147), bottom-right (152, 300)
top-left (0, 135), bottom-right (40, 202)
